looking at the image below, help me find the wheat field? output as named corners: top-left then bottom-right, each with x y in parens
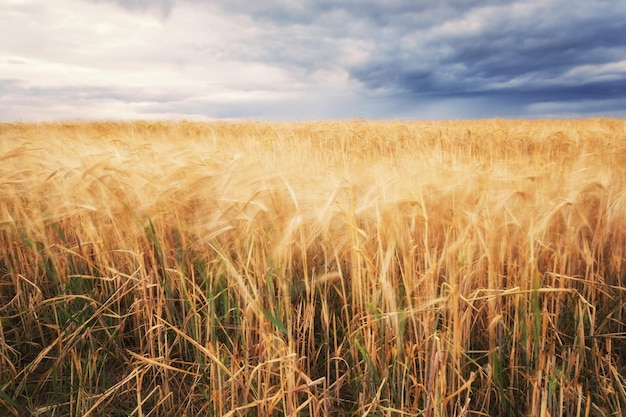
top-left (0, 119), bottom-right (625, 416)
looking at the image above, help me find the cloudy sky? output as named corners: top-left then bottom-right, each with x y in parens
top-left (1, 0), bottom-right (625, 121)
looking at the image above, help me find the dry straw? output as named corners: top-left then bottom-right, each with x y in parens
top-left (1, 119), bottom-right (625, 416)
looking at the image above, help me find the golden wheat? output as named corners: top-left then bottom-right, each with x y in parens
top-left (0, 119), bottom-right (625, 416)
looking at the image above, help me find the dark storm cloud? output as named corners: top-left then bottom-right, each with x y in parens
top-left (344, 0), bottom-right (626, 113)
top-left (198, 0), bottom-right (626, 116)
top-left (438, 8), bottom-right (624, 82)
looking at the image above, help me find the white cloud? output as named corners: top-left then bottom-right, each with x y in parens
top-left (1, 0), bottom-right (351, 120)
top-left (563, 60), bottom-right (626, 83)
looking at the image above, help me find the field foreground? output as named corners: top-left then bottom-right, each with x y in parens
top-left (1, 119), bottom-right (626, 416)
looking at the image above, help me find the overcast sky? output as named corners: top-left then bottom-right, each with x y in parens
top-left (1, 0), bottom-right (625, 121)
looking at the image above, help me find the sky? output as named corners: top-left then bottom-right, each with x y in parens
top-left (1, 0), bottom-right (626, 121)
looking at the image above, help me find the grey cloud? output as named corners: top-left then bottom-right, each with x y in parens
top-left (441, 11), bottom-right (625, 76)
top-left (7, 0), bottom-right (626, 121)
top-left (0, 79), bottom-right (22, 95)
top-left (208, 0), bottom-right (511, 26)
top-left (1, 79), bottom-right (187, 115)
top-left (346, 0), bottom-right (626, 115)
top-left (527, 98), bottom-right (626, 118)
top-left (203, 0), bottom-right (626, 105)
top-left (499, 79), bottom-right (626, 102)
top-left (85, 0), bottom-right (175, 16)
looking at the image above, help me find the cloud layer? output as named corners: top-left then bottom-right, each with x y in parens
top-left (1, 0), bottom-right (625, 120)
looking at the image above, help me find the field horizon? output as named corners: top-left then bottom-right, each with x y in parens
top-left (1, 119), bottom-right (625, 416)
